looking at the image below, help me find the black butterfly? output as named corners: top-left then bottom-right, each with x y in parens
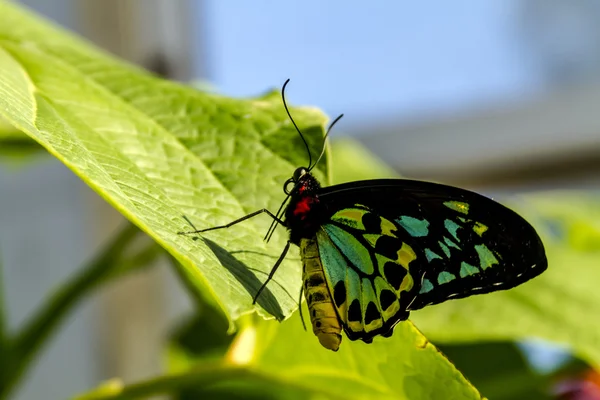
top-left (180, 79), bottom-right (547, 351)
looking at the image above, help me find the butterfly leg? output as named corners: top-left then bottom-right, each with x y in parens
top-left (178, 209), bottom-right (285, 235)
top-left (252, 240), bottom-right (291, 304)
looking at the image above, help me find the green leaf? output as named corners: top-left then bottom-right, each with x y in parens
top-left (0, 115), bottom-right (20, 138)
top-left (79, 313), bottom-right (483, 400)
top-left (439, 342), bottom-right (552, 400)
top-left (0, 66), bottom-right (42, 162)
top-left (0, 2), bottom-right (329, 323)
top-left (240, 315), bottom-right (482, 400)
top-left (522, 194), bottom-right (600, 252)
top-left (330, 138), bottom-right (400, 183)
top-left (169, 303), bottom-right (234, 364)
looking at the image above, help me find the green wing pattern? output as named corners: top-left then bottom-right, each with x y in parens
top-left (317, 206), bottom-right (420, 342)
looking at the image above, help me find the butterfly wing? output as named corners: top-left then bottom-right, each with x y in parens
top-left (315, 207), bottom-right (419, 342)
top-left (315, 179), bottom-right (547, 342)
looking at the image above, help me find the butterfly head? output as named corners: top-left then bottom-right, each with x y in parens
top-left (293, 166), bottom-right (308, 181)
top-left (284, 167), bottom-right (320, 196)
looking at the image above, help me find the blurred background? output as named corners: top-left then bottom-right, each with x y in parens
top-left (2, 0), bottom-right (600, 399)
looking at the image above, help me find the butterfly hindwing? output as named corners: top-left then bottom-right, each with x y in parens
top-left (314, 179), bottom-right (547, 342)
top-left (316, 206), bottom-right (418, 341)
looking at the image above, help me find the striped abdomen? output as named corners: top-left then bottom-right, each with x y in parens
top-left (300, 237), bottom-right (342, 351)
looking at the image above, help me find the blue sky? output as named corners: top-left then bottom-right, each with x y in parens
top-left (195, 0), bottom-right (540, 127)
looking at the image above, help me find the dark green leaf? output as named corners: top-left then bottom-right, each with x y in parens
top-left (439, 342), bottom-right (551, 400)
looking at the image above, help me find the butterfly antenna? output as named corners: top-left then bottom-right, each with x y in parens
top-left (310, 113), bottom-right (344, 172)
top-left (282, 79), bottom-right (313, 169)
top-left (264, 194), bottom-right (291, 243)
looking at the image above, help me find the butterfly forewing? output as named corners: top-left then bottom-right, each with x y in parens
top-left (315, 179), bottom-right (547, 341)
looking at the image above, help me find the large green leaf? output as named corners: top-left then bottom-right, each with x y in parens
top-left (225, 316), bottom-right (482, 400)
top-left (234, 314), bottom-right (480, 399)
top-left (79, 314), bottom-right (482, 400)
top-left (0, 2), bottom-right (329, 323)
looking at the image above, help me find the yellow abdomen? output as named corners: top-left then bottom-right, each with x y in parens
top-left (300, 237), bottom-right (342, 351)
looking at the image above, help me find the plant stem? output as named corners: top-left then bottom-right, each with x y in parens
top-left (74, 363), bottom-right (307, 400)
top-left (0, 223), bottom-right (142, 400)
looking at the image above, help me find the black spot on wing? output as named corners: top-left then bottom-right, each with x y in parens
top-left (379, 289), bottom-right (396, 311)
top-left (333, 280), bottom-right (346, 307)
top-left (375, 236), bottom-right (400, 259)
top-left (362, 212), bottom-right (381, 232)
top-left (348, 299), bottom-right (362, 322)
top-left (384, 262), bottom-right (406, 291)
top-left (365, 302), bottom-right (381, 325)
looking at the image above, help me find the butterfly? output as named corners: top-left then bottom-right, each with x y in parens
top-left (180, 79), bottom-right (548, 351)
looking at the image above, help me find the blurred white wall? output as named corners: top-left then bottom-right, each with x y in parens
top-left (0, 159), bottom-right (97, 400)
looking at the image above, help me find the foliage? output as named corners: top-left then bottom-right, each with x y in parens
top-left (0, 2), bottom-right (599, 400)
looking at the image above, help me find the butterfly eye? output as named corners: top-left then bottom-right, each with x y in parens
top-left (283, 178), bottom-right (295, 195)
top-left (293, 167), bottom-right (307, 181)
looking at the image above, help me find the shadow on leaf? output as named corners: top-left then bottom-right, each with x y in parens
top-left (202, 238), bottom-right (285, 321)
